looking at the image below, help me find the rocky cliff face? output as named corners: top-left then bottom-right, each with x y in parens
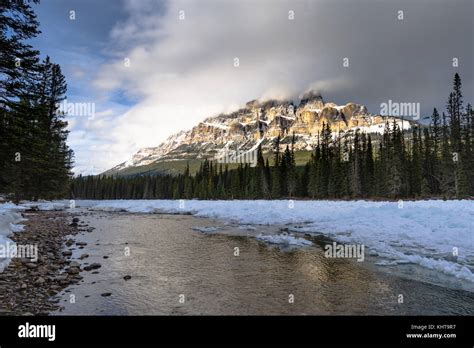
top-left (105, 92), bottom-right (413, 175)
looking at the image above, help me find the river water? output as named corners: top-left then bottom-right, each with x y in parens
top-left (53, 212), bottom-right (474, 315)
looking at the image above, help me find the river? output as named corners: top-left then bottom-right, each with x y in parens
top-left (52, 211), bottom-right (474, 315)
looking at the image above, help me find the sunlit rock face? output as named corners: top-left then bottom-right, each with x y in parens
top-left (105, 92), bottom-right (415, 175)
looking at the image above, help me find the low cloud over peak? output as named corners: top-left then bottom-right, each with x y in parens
top-left (44, 0), bottom-right (472, 174)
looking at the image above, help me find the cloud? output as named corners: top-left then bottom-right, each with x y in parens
top-left (303, 77), bottom-right (355, 99)
top-left (71, 0), bottom-right (473, 174)
top-left (69, 65), bottom-right (86, 79)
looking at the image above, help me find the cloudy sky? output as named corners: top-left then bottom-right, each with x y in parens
top-left (31, 0), bottom-right (473, 175)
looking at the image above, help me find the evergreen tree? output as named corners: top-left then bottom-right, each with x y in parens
top-left (271, 135), bottom-right (282, 198)
top-left (1, 1), bottom-right (73, 201)
top-left (410, 127), bottom-right (422, 196)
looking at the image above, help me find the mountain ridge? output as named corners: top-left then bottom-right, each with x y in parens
top-left (103, 92), bottom-right (414, 176)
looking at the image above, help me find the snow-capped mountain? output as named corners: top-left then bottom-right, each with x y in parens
top-left (104, 92), bottom-right (414, 176)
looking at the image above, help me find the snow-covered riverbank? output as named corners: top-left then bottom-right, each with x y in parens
top-left (0, 203), bottom-right (27, 272)
top-left (2, 199), bottom-right (473, 283)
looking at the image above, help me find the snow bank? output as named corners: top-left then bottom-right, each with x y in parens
top-left (30, 199), bottom-right (474, 282)
top-left (256, 232), bottom-right (313, 247)
top-left (0, 203), bottom-right (27, 272)
top-left (21, 201), bottom-right (68, 211)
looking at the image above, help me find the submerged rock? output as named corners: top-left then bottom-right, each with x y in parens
top-left (83, 263), bottom-right (101, 271)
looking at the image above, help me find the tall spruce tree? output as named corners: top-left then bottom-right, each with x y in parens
top-left (271, 135), bottom-right (282, 198)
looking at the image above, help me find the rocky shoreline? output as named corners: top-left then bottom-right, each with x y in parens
top-left (0, 210), bottom-right (93, 315)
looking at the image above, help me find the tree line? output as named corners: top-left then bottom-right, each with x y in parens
top-left (72, 73), bottom-right (473, 200)
top-left (0, 0), bottom-right (73, 201)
